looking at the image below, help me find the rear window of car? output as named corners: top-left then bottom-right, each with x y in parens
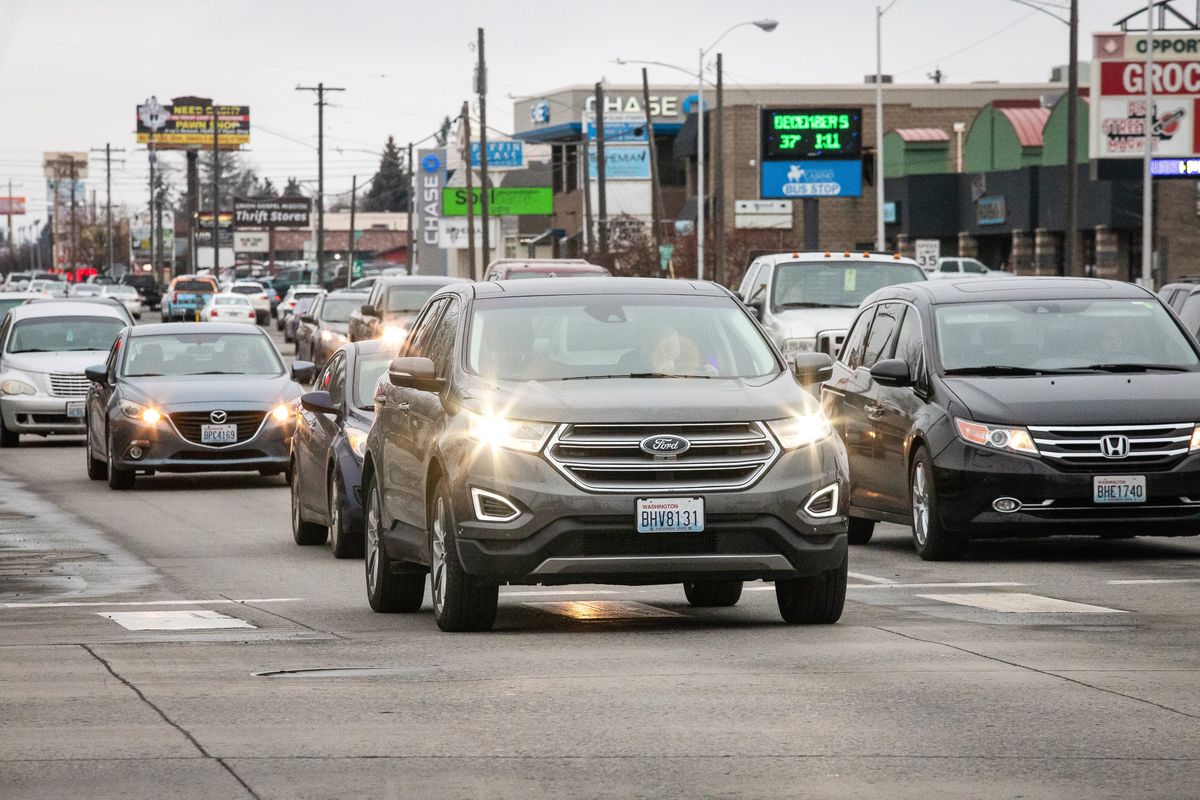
top-left (230, 284), bottom-right (264, 294)
top-left (175, 280), bottom-right (215, 293)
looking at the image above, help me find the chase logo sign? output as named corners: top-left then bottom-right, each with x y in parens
top-left (530, 100), bottom-right (551, 125)
top-left (421, 154), bottom-right (441, 174)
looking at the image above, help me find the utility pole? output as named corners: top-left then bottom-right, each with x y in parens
top-left (187, 150), bottom-right (199, 273)
top-left (90, 144), bottom-right (125, 274)
top-left (477, 27), bottom-right (491, 266)
top-left (406, 142), bottom-right (415, 273)
top-left (148, 131), bottom-right (157, 274)
top-left (461, 101), bottom-right (477, 276)
top-left (594, 81), bottom-right (609, 256)
top-left (1141, 0), bottom-right (1155, 287)
top-left (5, 180), bottom-right (12, 259)
top-left (714, 52), bottom-right (726, 287)
top-left (641, 68), bottom-right (663, 255)
top-left (347, 174), bottom-right (357, 289)
top-left (1064, 0), bottom-right (1079, 276)
top-left (212, 104), bottom-right (220, 280)
top-left (68, 159), bottom-right (78, 271)
top-left (296, 82), bottom-right (346, 288)
top-left (581, 135), bottom-right (595, 259)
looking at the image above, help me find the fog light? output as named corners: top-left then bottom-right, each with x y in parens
top-left (992, 497), bottom-right (1020, 513)
top-left (470, 487), bottom-right (521, 523)
top-left (802, 483), bottom-right (840, 518)
top-left (128, 446), bottom-right (144, 460)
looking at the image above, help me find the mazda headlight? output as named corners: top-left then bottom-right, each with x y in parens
top-left (955, 419), bottom-right (1038, 455)
top-left (465, 410), bottom-right (552, 453)
top-left (766, 413), bottom-right (832, 450)
top-left (783, 338), bottom-right (817, 354)
top-left (271, 404), bottom-right (291, 423)
top-left (0, 379), bottom-right (36, 396)
top-left (346, 427), bottom-right (368, 459)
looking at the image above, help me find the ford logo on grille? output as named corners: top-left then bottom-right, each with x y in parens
top-left (639, 434), bottom-right (691, 456)
top-left (209, 410), bottom-right (228, 424)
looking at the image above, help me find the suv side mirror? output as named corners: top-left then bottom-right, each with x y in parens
top-left (360, 303), bottom-right (379, 317)
top-left (300, 390), bottom-right (339, 416)
top-left (870, 358), bottom-right (912, 387)
top-left (291, 360), bottom-right (316, 384)
top-left (300, 314), bottom-right (317, 325)
top-left (792, 352), bottom-right (834, 385)
top-left (84, 364), bottom-right (108, 386)
top-left (388, 356), bottom-right (444, 393)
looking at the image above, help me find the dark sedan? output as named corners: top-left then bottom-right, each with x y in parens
top-left (83, 322), bottom-right (315, 490)
top-left (295, 290), bottom-right (365, 368)
top-left (821, 277), bottom-right (1200, 560)
top-left (347, 275), bottom-right (467, 344)
top-left (290, 339), bottom-right (397, 557)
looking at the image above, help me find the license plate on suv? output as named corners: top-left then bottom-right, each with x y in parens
top-left (65, 401), bottom-right (85, 418)
top-left (636, 497), bottom-right (705, 533)
top-left (1094, 476), bottom-right (1146, 504)
top-left (200, 424), bottom-right (237, 444)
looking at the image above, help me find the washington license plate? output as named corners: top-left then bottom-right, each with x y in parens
top-left (200, 424), bottom-right (237, 444)
top-left (65, 401), bottom-right (85, 418)
top-left (636, 497), bottom-right (705, 533)
top-left (1094, 476), bottom-right (1146, 504)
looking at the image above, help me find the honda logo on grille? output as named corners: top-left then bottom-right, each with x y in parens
top-left (639, 434), bottom-right (691, 456)
top-left (209, 410), bottom-right (228, 424)
top-left (1100, 434), bottom-right (1130, 459)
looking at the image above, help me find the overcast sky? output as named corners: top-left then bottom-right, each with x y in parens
top-left (0, 0), bottom-right (1144, 227)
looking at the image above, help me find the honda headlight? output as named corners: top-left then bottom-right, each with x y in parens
top-left (346, 427), bottom-right (368, 459)
top-left (955, 419), bottom-right (1038, 455)
top-left (1190, 425), bottom-right (1200, 452)
top-left (0, 379), bottom-right (36, 396)
top-left (766, 413), bottom-right (832, 450)
top-left (465, 410), bottom-right (552, 454)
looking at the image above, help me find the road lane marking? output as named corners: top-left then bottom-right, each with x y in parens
top-left (98, 610), bottom-right (257, 630)
top-left (1, 597), bottom-right (303, 610)
top-left (847, 571), bottom-right (897, 584)
top-left (917, 593), bottom-right (1126, 614)
top-left (526, 600), bottom-right (683, 620)
top-left (1108, 578), bottom-right (1200, 585)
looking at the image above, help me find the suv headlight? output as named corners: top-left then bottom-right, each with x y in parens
top-left (783, 337), bottom-right (817, 354)
top-left (766, 413), bottom-right (832, 450)
top-left (0, 379), bottom-right (36, 396)
top-left (346, 427), bottom-right (368, 459)
top-left (465, 410), bottom-right (552, 453)
top-left (955, 419), bottom-right (1038, 455)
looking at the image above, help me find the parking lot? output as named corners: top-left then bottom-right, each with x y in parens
top-left (4, 317), bottom-right (1200, 800)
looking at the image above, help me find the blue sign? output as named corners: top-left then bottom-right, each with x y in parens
top-left (588, 145), bottom-right (651, 180)
top-left (976, 196), bottom-right (1006, 226)
top-left (470, 141), bottom-right (524, 169)
top-left (1151, 157), bottom-right (1200, 177)
top-left (681, 95), bottom-right (709, 114)
top-left (530, 100), bottom-right (550, 125)
top-left (421, 154), bottom-right (441, 174)
top-left (760, 160), bottom-right (862, 199)
top-left (586, 117), bottom-right (649, 143)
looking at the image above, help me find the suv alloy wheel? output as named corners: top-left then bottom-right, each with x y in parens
top-left (429, 478), bottom-right (498, 632)
top-left (364, 474), bottom-right (424, 612)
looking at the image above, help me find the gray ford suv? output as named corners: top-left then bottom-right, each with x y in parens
top-left (362, 278), bottom-right (849, 631)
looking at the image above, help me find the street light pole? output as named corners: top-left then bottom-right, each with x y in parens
top-left (874, 2), bottom-right (900, 252)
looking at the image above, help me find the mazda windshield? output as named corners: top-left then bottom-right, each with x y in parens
top-left (772, 261), bottom-right (925, 309)
top-left (466, 294), bottom-right (779, 381)
top-left (936, 298), bottom-right (1200, 375)
top-left (122, 333), bottom-right (283, 377)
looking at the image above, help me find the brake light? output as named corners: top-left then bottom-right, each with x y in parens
top-left (173, 293), bottom-right (180, 302)
top-left (274, 295), bottom-right (281, 301)
top-left (211, 309), bottom-right (219, 317)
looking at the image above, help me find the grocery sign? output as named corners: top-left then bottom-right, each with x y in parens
top-left (0, 197), bottom-right (26, 215)
top-left (442, 187), bottom-right (553, 216)
top-left (136, 100), bottom-right (250, 150)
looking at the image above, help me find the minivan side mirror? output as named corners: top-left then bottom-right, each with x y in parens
top-left (360, 304), bottom-right (379, 317)
top-left (291, 360), bottom-right (317, 384)
top-left (792, 352), bottom-right (834, 385)
top-left (300, 390), bottom-right (339, 416)
top-left (870, 358), bottom-right (912, 387)
top-left (84, 364), bottom-right (108, 386)
top-left (388, 356), bottom-right (444, 393)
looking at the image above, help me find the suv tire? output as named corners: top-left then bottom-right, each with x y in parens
top-left (683, 580), bottom-right (743, 607)
top-left (847, 517), bottom-right (875, 545)
top-left (86, 430), bottom-right (107, 480)
top-left (429, 478), bottom-right (498, 632)
top-left (290, 459), bottom-right (328, 546)
top-left (364, 474), bottom-right (425, 612)
top-left (106, 432), bottom-right (135, 490)
top-left (329, 470), bottom-right (363, 559)
top-left (910, 445), bottom-right (962, 561)
top-left (0, 415), bottom-right (18, 448)
top-left (775, 555), bottom-right (846, 624)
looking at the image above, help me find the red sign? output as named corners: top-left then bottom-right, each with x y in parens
top-left (1100, 61), bottom-right (1200, 96)
top-left (0, 197), bottom-right (26, 215)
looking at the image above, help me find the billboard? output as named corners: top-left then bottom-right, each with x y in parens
top-left (233, 231), bottom-right (270, 252)
top-left (0, 197), bottom-right (26, 215)
top-left (414, 148), bottom-right (448, 275)
top-left (232, 197), bottom-right (311, 228)
top-left (43, 152), bottom-right (89, 179)
top-left (442, 187), bottom-right (553, 216)
top-left (469, 141), bottom-right (523, 169)
top-left (136, 102), bottom-right (250, 150)
top-left (588, 145), bottom-right (651, 180)
top-left (759, 108), bottom-right (863, 199)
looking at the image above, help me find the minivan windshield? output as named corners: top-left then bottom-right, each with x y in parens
top-left (467, 294), bottom-right (779, 381)
top-left (123, 332), bottom-right (283, 377)
top-left (771, 261), bottom-right (925, 309)
top-left (935, 298), bottom-right (1200, 374)
top-left (7, 316), bottom-right (125, 353)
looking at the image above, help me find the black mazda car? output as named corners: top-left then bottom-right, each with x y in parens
top-left (821, 277), bottom-right (1200, 560)
top-left (290, 339), bottom-right (397, 557)
top-left (84, 322), bottom-right (314, 489)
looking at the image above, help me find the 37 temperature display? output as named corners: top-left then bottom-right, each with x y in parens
top-left (761, 108), bottom-right (863, 161)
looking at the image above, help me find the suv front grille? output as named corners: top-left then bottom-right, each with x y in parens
top-left (1030, 423), bottom-right (1193, 471)
top-left (546, 422), bottom-right (780, 493)
top-left (169, 411), bottom-right (266, 447)
top-left (48, 373), bottom-right (90, 397)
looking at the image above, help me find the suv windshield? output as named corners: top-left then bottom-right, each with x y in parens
top-left (771, 261), bottom-right (925, 309)
top-left (320, 298), bottom-right (361, 322)
top-left (123, 332), bottom-right (283, 377)
top-left (7, 316), bottom-right (125, 353)
top-left (467, 294), bottom-right (779, 381)
top-left (936, 298), bottom-right (1200, 374)
top-left (386, 285), bottom-right (441, 312)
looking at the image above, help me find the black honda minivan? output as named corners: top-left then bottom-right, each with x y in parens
top-left (822, 277), bottom-right (1200, 560)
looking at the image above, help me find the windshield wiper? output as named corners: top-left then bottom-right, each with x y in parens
top-left (561, 372), bottom-right (713, 380)
top-left (1081, 363), bottom-right (1192, 373)
top-left (775, 301), bottom-right (857, 309)
top-left (944, 365), bottom-right (1081, 376)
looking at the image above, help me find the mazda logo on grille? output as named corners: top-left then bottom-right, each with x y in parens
top-left (1100, 434), bottom-right (1131, 459)
top-left (639, 434), bottom-right (691, 456)
top-left (209, 410), bottom-right (228, 424)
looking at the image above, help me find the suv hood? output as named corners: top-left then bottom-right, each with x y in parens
top-left (2, 351), bottom-right (111, 375)
top-left (945, 373), bottom-right (1200, 426)
top-left (460, 372), bottom-right (818, 424)
top-left (767, 307), bottom-right (857, 337)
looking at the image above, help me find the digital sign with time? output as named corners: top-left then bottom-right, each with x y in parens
top-left (761, 108), bottom-right (863, 161)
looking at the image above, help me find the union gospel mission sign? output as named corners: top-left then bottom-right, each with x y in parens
top-left (232, 197), bottom-right (312, 228)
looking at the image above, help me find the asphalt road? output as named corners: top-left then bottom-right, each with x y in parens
top-left (3, 317), bottom-right (1200, 799)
